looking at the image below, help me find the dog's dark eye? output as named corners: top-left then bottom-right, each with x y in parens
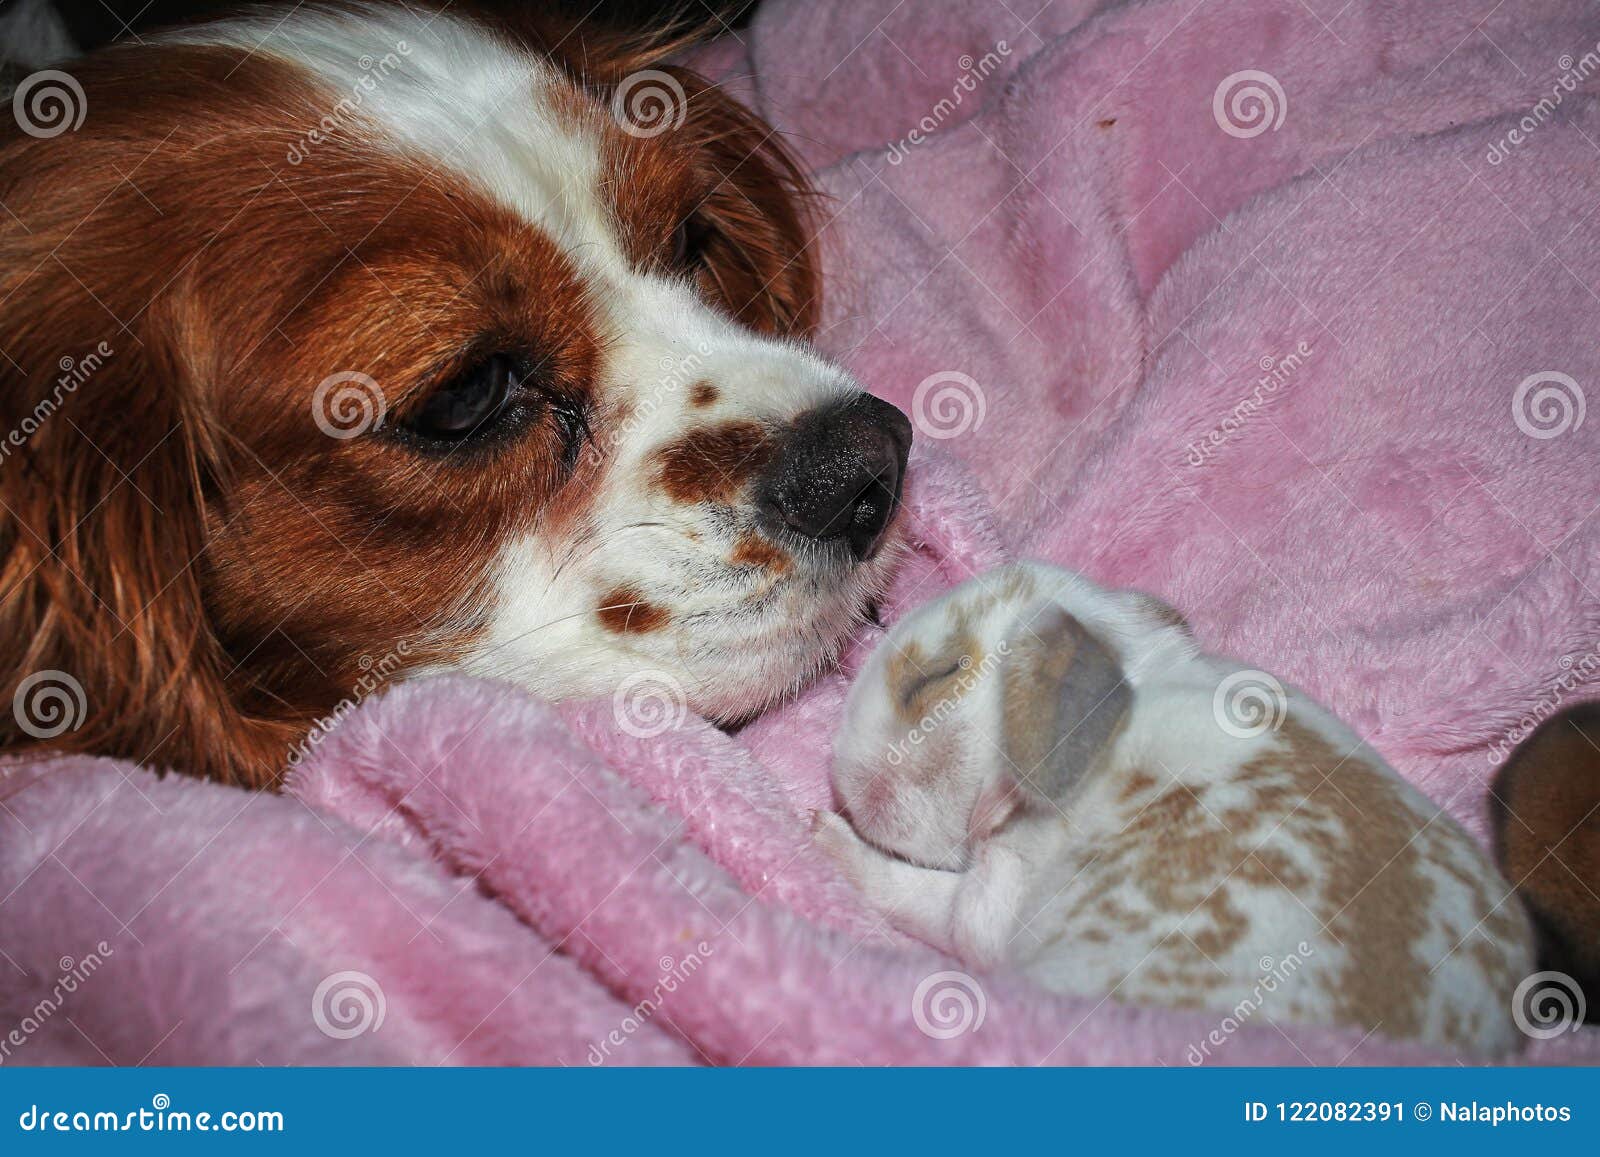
top-left (398, 352), bottom-right (591, 465)
top-left (671, 215), bottom-right (712, 270)
top-left (408, 355), bottom-right (518, 441)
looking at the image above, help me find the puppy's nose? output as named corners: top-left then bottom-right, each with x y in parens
top-left (760, 394), bottom-right (912, 560)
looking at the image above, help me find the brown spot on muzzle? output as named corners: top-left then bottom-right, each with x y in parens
top-left (654, 420), bottom-right (775, 505)
top-left (730, 534), bottom-right (790, 573)
top-left (689, 381), bottom-right (719, 408)
top-left (598, 586), bottom-right (669, 634)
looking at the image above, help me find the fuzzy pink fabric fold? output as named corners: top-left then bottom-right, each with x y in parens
top-left (3, 0), bottom-right (1599, 1065)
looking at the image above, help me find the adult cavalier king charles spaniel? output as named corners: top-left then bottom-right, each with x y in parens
top-left (0, 2), bottom-right (912, 787)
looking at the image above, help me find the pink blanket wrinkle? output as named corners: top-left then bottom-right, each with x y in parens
top-left (4, 0), bottom-right (1599, 1065)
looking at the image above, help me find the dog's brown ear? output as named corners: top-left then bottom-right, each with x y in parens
top-left (667, 66), bottom-right (821, 338)
top-left (0, 320), bottom-right (298, 788)
top-left (0, 134), bottom-right (295, 788)
top-left (532, 14), bottom-right (821, 338)
top-left (1491, 703), bottom-right (1600, 1020)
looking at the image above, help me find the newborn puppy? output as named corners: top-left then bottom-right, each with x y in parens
top-left (815, 562), bottom-right (1534, 1055)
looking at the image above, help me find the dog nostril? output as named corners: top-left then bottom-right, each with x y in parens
top-left (761, 393), bottom-right (913, 560)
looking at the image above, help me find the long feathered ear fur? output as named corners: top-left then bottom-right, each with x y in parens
top-left (523, 6), bottom-right (823, 336)
top-left (0, 49), bottom-right (338, 789)
top-left (0, 276), bottom-right (302, 787)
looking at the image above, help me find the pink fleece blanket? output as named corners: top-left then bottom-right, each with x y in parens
top-left (5, 0), bottom-right (1600, 1065)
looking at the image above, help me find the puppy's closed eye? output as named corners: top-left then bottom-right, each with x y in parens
top-left (897, 655), bottom-right (965, 711)
top-left (886, 628), bottom-right (986, 724)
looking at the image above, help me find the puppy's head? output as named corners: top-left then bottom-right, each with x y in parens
top-left (832, 562), bottom-right (1191, 869)
top-left (0, 5), bottom-right (911, 785)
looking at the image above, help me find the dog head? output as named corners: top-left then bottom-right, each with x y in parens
top-left (0, 4), bottom-right (911, 785)
top-left (831, 562), bottom-right (1193, 869)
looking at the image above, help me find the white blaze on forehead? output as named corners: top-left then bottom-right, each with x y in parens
top-left (158, 1), bottom-right (853, 423)
top-left (160, 3), bottom-right (622, 262)
top-left (160, 2), bottom-right (860, 416)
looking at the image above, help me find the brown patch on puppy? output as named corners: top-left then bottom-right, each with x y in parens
top-left (1088, 720), bottom-right (1493, 1041)
top-left (654, 421), bottom-right (775, 505)
top-left (1259, 721), bottom-right (1433, 1041)
top-left (689, 381), bottom-right (719, 408)
top-left (1083, 780), bottom-right (1249, 993)
top-left (1492, 704), bottom-right (1600, 1019)
top-left (597, 586), bottom-right (668, 634)
top-left (730, 534), bottom-right (789, 574)
top-left (1123, 782), bottom-right (1210, 838)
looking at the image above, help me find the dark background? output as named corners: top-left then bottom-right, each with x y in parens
top-left (48, 0), bottom-right (760, 51)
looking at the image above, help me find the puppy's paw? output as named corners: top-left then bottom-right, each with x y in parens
top-left (810, 809), bottom-right (871, 885)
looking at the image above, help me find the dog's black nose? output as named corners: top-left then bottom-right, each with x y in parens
top-left (760, 394), bottom-right (913, 560)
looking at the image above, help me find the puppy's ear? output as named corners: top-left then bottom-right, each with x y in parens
top-left (1000, 602), bottom-right (1131, 805)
